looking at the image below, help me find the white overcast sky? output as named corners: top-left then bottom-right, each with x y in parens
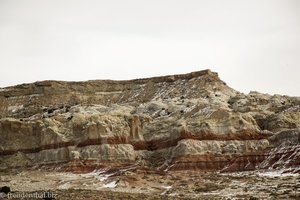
top-left (0, 0), bottom-right (299, 96)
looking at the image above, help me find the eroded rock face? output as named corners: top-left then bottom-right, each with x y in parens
top-left (0, 69), bottom-right (299, 173)
top-left (258, 129), bottom-right (300, 173)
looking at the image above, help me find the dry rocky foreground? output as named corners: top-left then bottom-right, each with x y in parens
top-left (0, 168), bottom-right (299, 199)
top-left (0, 70), bottom-right (299, 199)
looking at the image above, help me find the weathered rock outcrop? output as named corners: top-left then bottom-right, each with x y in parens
top-left (0, 69), bottom-right (299, 173)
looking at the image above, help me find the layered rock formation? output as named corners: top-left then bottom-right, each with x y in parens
top-left (0, 69), bottom-right (299, 173)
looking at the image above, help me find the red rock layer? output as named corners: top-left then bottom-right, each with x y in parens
top-left (169, 155), bottom-right (230, 171)
top-left (220, 153), bottom-right (268, 172)
top-left (168, 153), bottom-right (269, 172)
top-left (180, 129), bottom-right (272, 141)
top-left (64, 159), bottom-right (136, 173)
top-left (169, 146), bottom-right (300, 173)
top-left (0, 129), bottom-right (268, 156)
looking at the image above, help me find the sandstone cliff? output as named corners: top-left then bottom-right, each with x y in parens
top-left (0, 69), bottom-right (299, 173)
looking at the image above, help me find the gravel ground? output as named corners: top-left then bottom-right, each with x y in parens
top-left (0, 169), bottom-right (299, 199)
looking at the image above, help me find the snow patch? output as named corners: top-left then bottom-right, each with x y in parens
top-left (95, 91), bottom-right (122, 95)
top-left (102, 181), bottom-right (118, 188)
top-left (58, 182), bottom-right (71, 189)
top-left (161, 185), bottom-right (172, 195)
top-left (0, 88), bottom-right (10, 92)
top-left (80, 169), bottom-right (115, 181)
top-left (258, 170), bottom-right (299, 177)
top-left (183, 105), bottom-right (196, 113)
top-left (8, 105), bottom-right (24, 113)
